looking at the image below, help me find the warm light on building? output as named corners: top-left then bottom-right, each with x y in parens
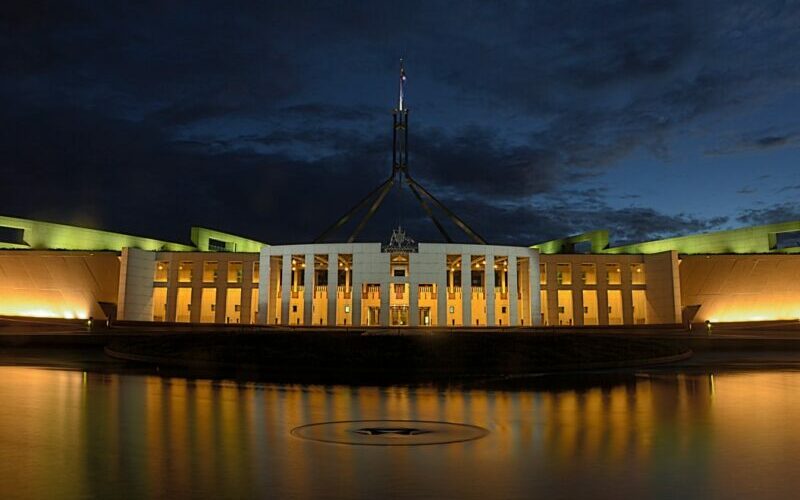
top-left (1, 215), bottom-right (800, 327)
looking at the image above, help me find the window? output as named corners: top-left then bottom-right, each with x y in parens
top-left (152, 288), bottom-right (167, 321)
top-left (252, 262), bottom-right (260, 283)
top-left (449, 306), bottom-right (455, 314)
top-left (292, 305), bottom-right (298, 313)
top-left (154, 261), bottom-right (169, 282)
top-left (200, 288), bottom-right (216, 323)
top-left (501, 306), bottom-right (507, 314)
top-left (632, 290), bottom-right (647, 324)
top-left (605, 264), bottom-right (621, 285)
top-left (583, 290), bottom-right (598, 326)
top-left (607, 290), bottom-right (623, 324)
top-left (393, 269), bottom-right (406, 277)
top-left (580, 263), bottom-right (596, 285)
top-left (208, 238), bottom-right (228, 252)
top-left (539, 263), bottom-right (547, 285)
top-left (203, 261), bottom-right (218, 283)
top-left (631, 263), bottom-right (646, 284)
top-left (228, 262), bottom-right (243, 283)
top-left (178, 262), bottom-right (192, 283)
top-left (176, 288), bottom-right (192, 322)
top-left (0, 226), bottom-right (24, 245)
top-left (556, 263), bottom-right (571, 285)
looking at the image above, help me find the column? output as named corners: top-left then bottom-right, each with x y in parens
top-left (461, 253), bottom-right (472, 326)
top-left (352, 279), bottom-right (362, 327)
top-left (573, 285), bottom-right (584, 326)
top-left (191, 257), bottom-right (203, 323)
top-left (509, 255), bottom-right (519, 325)
top-left (327, 252), bottom-right (338, 326)
top-left (546, 261), bottom-right (559, 326)
top-left (530, 253), bottom-right (541, 326)
top-left (304, 253), bottom-right (314, 326)
top-left (379, 278), bottom-right (390, 326)
top-left (240, 258), bottom-right (254, 325)
top-left (257, 250), bottom-right (269, 324)
top-left (437, 257), bottom-right (448, 327)
top-left (281, 254), bottom-right (291, 325)
top-left (410, 279), bottom-right (419, 327)
top-left (485, 252), bottom-right (495, 326)
top-left (215, 259), bottom-right (226, 324)
top-left (621, 261), bottom-right (634, 325)
top-left (598, 283), bottom-right (609, 325)
top-left (165, 255), bottom-right (179, 322)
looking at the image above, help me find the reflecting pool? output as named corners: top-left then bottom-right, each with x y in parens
top-left (1, 366), bottom-right (800, 498)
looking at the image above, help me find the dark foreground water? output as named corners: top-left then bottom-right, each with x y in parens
top-left (1, 366), bottom-right (800, 499)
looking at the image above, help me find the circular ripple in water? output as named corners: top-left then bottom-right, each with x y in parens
top-left (291, 420), bottom-right (489, 446)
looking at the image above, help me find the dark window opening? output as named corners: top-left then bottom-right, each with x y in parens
top-left (208, 238), bottom-right (228, 252)
top-left (573, 241), bottom-right (592, 254)
top-left (471, 270), bottom-right (483, 287)
top-left (776, 231), bottom-right (800, 250)
top-left (0, 226), bottom-right (25, 245)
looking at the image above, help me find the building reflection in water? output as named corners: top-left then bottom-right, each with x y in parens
top-left (1, 367), bottom-right (799, 498)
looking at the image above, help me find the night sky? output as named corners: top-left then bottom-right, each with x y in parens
top-left (2, 1), bottom-right (799, 246)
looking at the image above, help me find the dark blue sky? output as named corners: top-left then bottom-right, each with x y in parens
top-left (2, 1), bottom-right (799, 245)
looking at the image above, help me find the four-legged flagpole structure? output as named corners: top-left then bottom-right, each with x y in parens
top-left (315, 60), bottom-right (487, 244)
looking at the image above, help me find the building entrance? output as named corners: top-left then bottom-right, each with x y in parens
top-left (390, 305), bottom-right (409, 326)
top-left (367, 307), bottom-right (381, 326)
top-left (419, 307), bottom-right (431, 326)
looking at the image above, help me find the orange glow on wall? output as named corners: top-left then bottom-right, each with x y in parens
top-left (0, 251), bottom-right (119, 320)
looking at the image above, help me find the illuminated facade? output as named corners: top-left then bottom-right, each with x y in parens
top-left (1, 215), bottom-right (800, 326)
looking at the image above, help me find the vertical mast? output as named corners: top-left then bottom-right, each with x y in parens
top-left (393, 59), bottom-right (409, 180)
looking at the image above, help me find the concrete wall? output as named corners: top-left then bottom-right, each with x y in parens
top-left (680, 254), bottom-right (800, 322)
top-left (0, 250), bottom-right (120, 319)
top-left (117, 248), bottom-right (156, 321)
top-left (644, 251), bottom-right (682, 324)
top-left (129, 251), bottom-right (260, 324)
top-left (539, 253), bottom-right (679, 326)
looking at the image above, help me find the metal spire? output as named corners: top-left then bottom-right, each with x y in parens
top-left (398, 58), bottom-right (406, 112)
top-left (315, 59), bottom-right (487, 245)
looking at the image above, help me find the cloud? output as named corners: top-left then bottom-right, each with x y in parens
top-left (1, 0), bottom-right (799, 246)
top-left (706, 130), bottom-right (800, 155)
top-left (736, 202), bottom-right (800, 226)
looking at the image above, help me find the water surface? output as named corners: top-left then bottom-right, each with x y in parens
top-left (1, 365), bottom-right (799, 499)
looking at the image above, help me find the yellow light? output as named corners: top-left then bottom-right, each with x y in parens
top-left (291, 259), bottom-right (296, 265)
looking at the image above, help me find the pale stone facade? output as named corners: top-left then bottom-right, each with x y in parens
top-left (257, 243), bottom-right (540, 327)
